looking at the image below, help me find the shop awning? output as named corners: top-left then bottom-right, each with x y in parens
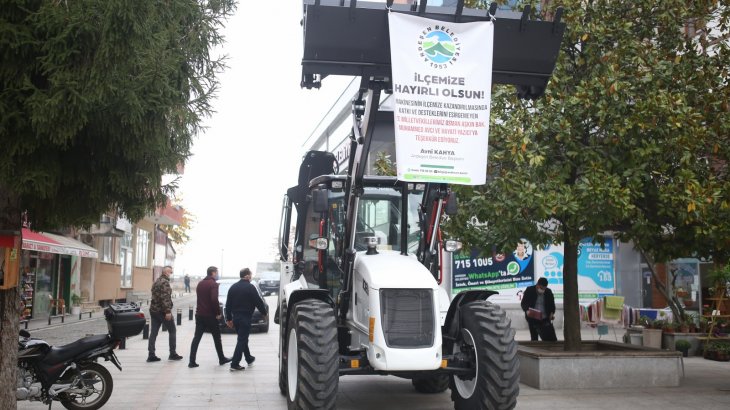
top-left (22, 228), bottom-right (99, 258)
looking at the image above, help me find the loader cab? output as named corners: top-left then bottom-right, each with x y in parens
top-left (283, 175), bottom-right (424, 301)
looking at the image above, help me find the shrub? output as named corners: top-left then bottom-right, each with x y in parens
top-left (675, 340), bottom-right (691, 350)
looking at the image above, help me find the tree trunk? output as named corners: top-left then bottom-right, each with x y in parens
top-left (562, 233), bottom-right (582, 351)
top-left (0, 287), bottom-right (19, 408)
top-left (640, 251), bottom-right (683, 322)
top-left (0, 189), bottom-right (22, 408)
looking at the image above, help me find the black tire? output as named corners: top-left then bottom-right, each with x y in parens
top-left (285, 299), bottom-right (338, 410)
top-left (449, 301), bottom-right (519, 410)
top-left (59, 362), bottom-right (114, 410)
top-left (278, 303), bottom-right (288, 396)
top-left (412, 374), bottom-right (450, 393)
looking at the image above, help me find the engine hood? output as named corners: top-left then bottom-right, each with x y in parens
top-left (354, 250), bottom-right (438, 290)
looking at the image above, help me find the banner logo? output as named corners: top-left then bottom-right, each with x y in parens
top-left (418, 25), bottom-right (460, 68)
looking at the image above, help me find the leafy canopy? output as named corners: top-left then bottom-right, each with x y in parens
top-left (446, 0), bottom-right (730, 266)
top-left (0, 0), bottom-right (236, 230)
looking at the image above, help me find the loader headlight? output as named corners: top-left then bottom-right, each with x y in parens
top-left (444, 240), bottom-right (462, 252)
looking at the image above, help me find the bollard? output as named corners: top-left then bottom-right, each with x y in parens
top-left (24, 320), bottom-right (29, 330)
top-left (48, 316), bottom-right (51, 326)
top-left (79, 311), bottom-right (82, 321)
top-left (189, 305), bottom-right (193, 321)
top-left (176, 308), bottom-right (182, 326)
top-left (119, 337), bottom-right (126, 350)
top-left (143, 319), bottom-right (150, 339)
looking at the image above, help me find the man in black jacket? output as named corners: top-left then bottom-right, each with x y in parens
top-left (226, 268), bottom-right (268, 371)
top-left (520, 277), bottom-right (557, 341)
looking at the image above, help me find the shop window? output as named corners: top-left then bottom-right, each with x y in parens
top-left (135, 229), bottom-right (150, 267)
top-left (100, 237), bottom-right (113, 263)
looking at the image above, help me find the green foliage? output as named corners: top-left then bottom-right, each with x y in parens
top-left (373, 151), bottom-right (396, 176)
top-left (447, 0), bottom-right (730, 261)
top-left (708, 262), bottom-right (730, 288)
top-left (0, 0), bottom-right (236, 230)
top-left (675, 339), bottom-right (691, 350)
top-left (444, 1), bottom-right (730, 348)
top-left (705, 341), bottom-right (730, 354)
top-left (71, 293), bottom-right (82, 306)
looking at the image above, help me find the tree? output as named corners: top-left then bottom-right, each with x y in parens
top-left (0, 0), bottom-right (235, 405)
top-left (162, 199), bottom-right (197, 246)
top-left (446, 0), bottom-right (730, 350)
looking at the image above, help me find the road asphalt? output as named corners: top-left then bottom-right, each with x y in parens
top-left (16, 293), bottom-right (730, 410)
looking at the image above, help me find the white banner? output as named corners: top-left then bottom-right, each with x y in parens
top-left (388, 12), bottom-right (494, 185)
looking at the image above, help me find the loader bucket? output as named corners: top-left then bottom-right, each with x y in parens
top-left (301, 0), bottom-right (565, 99)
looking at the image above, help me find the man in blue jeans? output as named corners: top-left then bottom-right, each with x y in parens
top-left (225, 268), bottom-right (268, 371)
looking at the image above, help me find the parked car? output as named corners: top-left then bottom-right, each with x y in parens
top-left (216, 278), bottom-right (269, 333)
top-left (257, 271), bottom-right (280, 295)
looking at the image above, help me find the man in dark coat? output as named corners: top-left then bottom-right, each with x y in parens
top-left (188, 266), bottom-right (231, 368)
top-left (226, 268), bottom-right (268, 371)
top-left (521, 277), bottom-right (557, 341)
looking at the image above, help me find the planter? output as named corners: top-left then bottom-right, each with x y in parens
top-left (71, 306), bottom-right (81, 315)
top-left (703, 350), bottom-right (730, 362)
top-left (642, 328), bottom-right (663, 349)
top-left (519, 341), bottom-right (682, 389)
top-left (629, 333), bottom-right (643, 346)
top-left (662, 332), bottom-right (703, 356)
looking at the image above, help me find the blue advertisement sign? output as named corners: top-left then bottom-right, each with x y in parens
top-left (452, 241), bottom-right (535, 297)
top-left (535, 237), bottom-right (615, 301)
top-left (577, 238), bottom-right (615, 291)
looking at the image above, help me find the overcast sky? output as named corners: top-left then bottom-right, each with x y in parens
top-left (174, 3), bottom-right (353, 278)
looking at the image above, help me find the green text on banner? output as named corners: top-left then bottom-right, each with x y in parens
top-left (388, 12), bottom-right (494, 185)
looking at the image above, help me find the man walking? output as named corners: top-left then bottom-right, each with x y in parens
top-left (148, 266), bottom-right (183, 362)
top-left (521, 277), bottom-right (557, 341)
top-left (226, 268), bottom-right (268, 371)
top-left (188, 266), bottom-right (231, 368)
top-left (184, 274), bottom-right (191, 293)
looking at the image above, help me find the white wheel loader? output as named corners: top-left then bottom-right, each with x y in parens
top-left (275, 2), bottom-right (565, 409)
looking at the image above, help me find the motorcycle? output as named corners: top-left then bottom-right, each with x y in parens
top-left (17, 303), bottom-right (145, 410)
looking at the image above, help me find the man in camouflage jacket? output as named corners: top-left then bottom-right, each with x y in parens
top-left (147, 266), bottom-right (183, 361)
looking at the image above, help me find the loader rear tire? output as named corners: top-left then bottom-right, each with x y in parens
top-left (286, 299), bottom-right (338, 410)
top-left (412, 374), bottom-right (450, 393)
top-left (449, 301), bottom-right (519, 410)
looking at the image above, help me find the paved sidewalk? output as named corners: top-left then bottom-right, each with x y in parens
top-left (17, 296), bottom-right (730, 409)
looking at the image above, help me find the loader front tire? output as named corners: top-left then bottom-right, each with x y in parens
top-left (286, 299), bottom-right (338, 410)
top-left (450, 301), bottom-right (519, 410)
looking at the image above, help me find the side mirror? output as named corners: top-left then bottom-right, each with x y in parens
top-left (312, 187), bottom-right (329, 213)
top-left (445, 191), bottom-right (458, 215)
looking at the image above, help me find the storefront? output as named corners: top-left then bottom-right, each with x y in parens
top-left (20, 229), bottom-right (98, 319)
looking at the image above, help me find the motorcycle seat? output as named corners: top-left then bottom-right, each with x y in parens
top-left (42, 334), bottom-right (111, 365)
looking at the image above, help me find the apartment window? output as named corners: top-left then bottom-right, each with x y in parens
top-left (100, 237), bottom-right (113, 263)
top-left (136, 229), bottom-right (150, 267)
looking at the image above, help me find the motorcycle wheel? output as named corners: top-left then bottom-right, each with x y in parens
top-left (59, 362), bottom-right (114, 410)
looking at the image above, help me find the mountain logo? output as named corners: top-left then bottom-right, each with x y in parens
top-left (418, 25), bottom-right (461, 68)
